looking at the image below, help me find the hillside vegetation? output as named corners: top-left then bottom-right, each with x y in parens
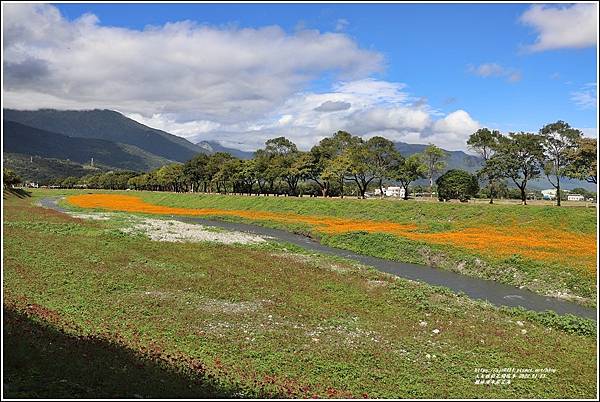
top-left (4, 109), bottom-right (206, 162)
top-left (3, 121), bottom-right (173, 172)
top-left (3, 153), bottom-right (103, 183)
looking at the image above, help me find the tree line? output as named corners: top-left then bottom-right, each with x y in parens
top-left (21, 120), bottom-right (597, 206)
top-left (468, 121), bottom-right (596, 205)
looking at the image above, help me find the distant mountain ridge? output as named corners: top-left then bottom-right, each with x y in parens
top-left (394, 142), bottom-right (482, 173)
top-left (4, 109), bottom-right (207, 162)
top-left (3, 120), bottom-right (172, 172)
top-left (196, 140), bottom-right (255, 159)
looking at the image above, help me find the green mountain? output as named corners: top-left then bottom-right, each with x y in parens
top-left (3, 153), bottom-right (105, 184)
top-left (394, 142), bottom-right (482, 173)
top-left (3, 120), bottom-right (172, 172)
top-left (4, 109), bottom-right (206, 162)
top-left (196, 140), bottom-right (254, 159)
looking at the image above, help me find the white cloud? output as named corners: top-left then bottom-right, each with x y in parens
top-left (3, 3), bottom-right (383, 124)
top-left (467, 63), bottom-right (522, 83)
top-left (570, 82), bottom-right (597, 110)
top-left (3, 4), bottom-right (483, 152)
top-left (520, 4), bottom-right (598, 52)
top-left (181, 79), bottom-right (479, 151)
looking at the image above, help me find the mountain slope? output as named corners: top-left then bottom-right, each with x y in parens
top-left (394, 142), bottom-right (482, 173)
top-left (3, 153), bottom-right (105, 184)
top-left (4, 109), bottom-right (206, 162)
top-left (3, 120), bottom-right (172, 172)
top-left (196, 140), bottom-right (254, 159)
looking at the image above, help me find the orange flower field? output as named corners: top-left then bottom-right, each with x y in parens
top-left (67, 194), bottom-right (597, 272)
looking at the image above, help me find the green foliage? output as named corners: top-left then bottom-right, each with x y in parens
top-left (501, 308), bottom-right (596, 336)
top-left (566, 137), bottom-right (597, 185)
top-left (490, 132), bottom-right (544, 204)
top-left (3, 168), bottom-right (22, 188)
top-left (392, 154), bottom-right (427, 199)
top-left (421, 144), bottom-right (447, 193)
top-left (4, 120), bottom-right (171, 172)
top-left (436, 169), bottom-right (479, 202)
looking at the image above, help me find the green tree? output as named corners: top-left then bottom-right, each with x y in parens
top-left (346, 138), bottom-right (378, 199)
top-left (307, 131), bottom-right (358, 197)
top-left (467, 128), bottom-right (501, 203)
top-left (566, 137), bottom-right (597, 185)
top-left (261, 137), bottom-right (307, 196)
top-left (392, 154), bottom-right (426, 200)
top-left (367, 136), bottom-right (401, 198)
top-left (436, 169), bottom-right (479, 202)
top-left (61, 176), bottom-right (79, 188)
top-left (322, 154), bottom-right (352, 198)
top-left (206, 152), bottom-right (234, 193)
top-left (156, 164), bottom-right (185, 192)
top-left (539, 121), bottom-right (583, 206)
top-left (3, 169), bottom-right (21, 188)
top-left (183, 154), bottom-right (210, 193)
top-left (421, 144), bottom-right (447, 198)
top-left (495, 132), bottom-right (544, 205)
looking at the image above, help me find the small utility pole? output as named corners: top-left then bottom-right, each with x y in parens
top-left (91, 157), bottom-right (94, 167)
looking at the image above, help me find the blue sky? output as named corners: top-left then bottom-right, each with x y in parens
top-left (54, 3), bottom-right (598, 133)
top-left (4, 3), bottom-right (597, 150)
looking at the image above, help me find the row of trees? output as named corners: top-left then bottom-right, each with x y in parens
top-left (468, 121), bottom-right (597, 205)
top-left (37, 120), bottom-right (597, 206)
top-left (98, 131), bottom-right (448, 200)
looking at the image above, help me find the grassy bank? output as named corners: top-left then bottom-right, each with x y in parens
top-left (49, 188), bottom-right (596, 305)
top-left (3, 190), bottom-right (597, 398)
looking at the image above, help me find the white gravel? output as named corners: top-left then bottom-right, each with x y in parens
top-left (122, 217), bottom-right (267, 245)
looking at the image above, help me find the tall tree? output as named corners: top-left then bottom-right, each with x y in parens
top-left (263, 137), bottom-right (304, 196)
top-left (566, 137), bottom-right (597, 185)
top-left (421, 144), bottom-right (447, 198)
top-left (495, 132), bottom-right (544, 205)
top-left (467, 128), bottom-right (501, 203)
top-left (366, 136), bottom-right (401, 198)
top-left (539, 121), bottom-right (582, 206)
top-left (183, 153), bottom-right (210, 193)
top-left (347, 138), bottom-right (378, 199)
top-left (322, 154), bottom-right (352, 198)
top-left (392, 154), bottom-right (426, 200)
top-left (308, 131), bottom-right (359, 197)
top-left (3, 169), bottom-right (21, 188)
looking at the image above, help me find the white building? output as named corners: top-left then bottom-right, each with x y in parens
top-left (541, 189), bottom-right (556, 200)
top-left (567, 194), bottom-right (585, 202)
top-left (373, 186), bottom-right (406, 198)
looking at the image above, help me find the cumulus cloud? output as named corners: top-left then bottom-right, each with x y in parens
top-left (570, 82), bottom-right (597, 110)
top-left (3, 3), bottom-right (383, 123)
top-left (467, 63), bottom-right (522, 83)
top-left (163, 78), bottom-right (479, 151)
top-left (3, 4), bottom-right (482, 152)
top-left (520, 3), bottom-right (598, 52)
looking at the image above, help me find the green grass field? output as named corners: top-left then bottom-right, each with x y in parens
top-left (54, 188), bottom-right (597, 306)
top-left (2, 189), bottom-right (597, 398)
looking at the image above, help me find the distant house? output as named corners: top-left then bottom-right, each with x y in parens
top-left (373, 186), bottom-right (406, 198)
top-left (567, 194), bottom-right (585, 202)
top-left (541, 189), bottom-right (556, 200)
top-left (385, 186), bottom-right (405, 198)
